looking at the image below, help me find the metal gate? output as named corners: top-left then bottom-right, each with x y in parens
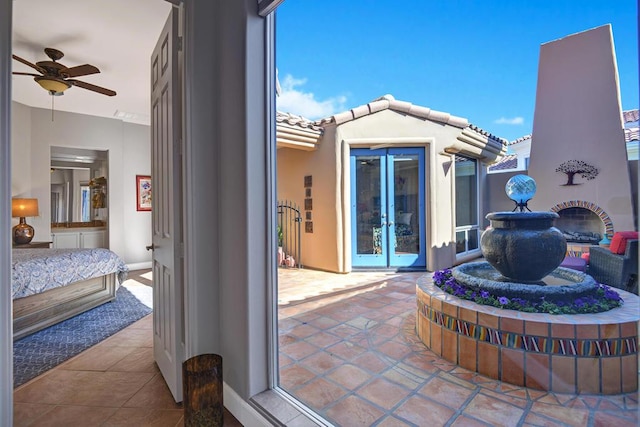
top-left (277, 200), bottom-right (302, 268)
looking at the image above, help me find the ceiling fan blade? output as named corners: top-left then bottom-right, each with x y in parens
top-left (12, 72), bottom-right (41, 77)
top-left (62, 64), bottom-right (100, 78)
top-left (69, 79), bottom-right (116, 96)
top-left (12, 54), bottom-right (45, 74)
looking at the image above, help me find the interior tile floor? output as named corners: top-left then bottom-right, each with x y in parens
top-left (12, 268), bottom-right (639, 426)
top-left (13, 270), bottom-right (241, 427)
top-left (277, 268), bottom-right (639, 427)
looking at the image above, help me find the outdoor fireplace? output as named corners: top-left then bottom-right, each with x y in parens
top-left (549, 201), bottom-right (614, 246)
top-left (555, 207), bottom-right (604, 243)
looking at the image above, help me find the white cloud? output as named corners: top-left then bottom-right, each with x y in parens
top-left (494, 116), bottom-right (524, 125)
top-left (276, 73), bottom-right (347, 120)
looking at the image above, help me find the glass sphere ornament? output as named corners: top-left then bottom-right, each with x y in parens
top-left (505, 175), bottom-right (536, 211)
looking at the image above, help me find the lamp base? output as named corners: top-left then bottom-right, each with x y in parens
top-left (13, 218), bottom-right (35, 245)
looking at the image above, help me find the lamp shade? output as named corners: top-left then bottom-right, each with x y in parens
top-left (35, 77), bottom-right (71, 94)
top-left (12, 198), bottom-right (39, 217)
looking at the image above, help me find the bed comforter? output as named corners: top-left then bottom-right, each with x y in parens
top-left (12, 248), bottom-right (128, 299)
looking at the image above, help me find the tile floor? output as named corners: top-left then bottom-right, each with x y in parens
top-left (12, 268), bottom-right (640, 426)
top-left (13, 270), bottom-right (241, 427)
top-left (277, 268), bottom-right (639, 426)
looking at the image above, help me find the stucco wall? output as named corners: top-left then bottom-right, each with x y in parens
top-left (11, 101), bottom-right (152, 265)
top-left (277, 133), bottom-right (340, 272)
top-left (528, 25), bottom-right (634, 233)
top-left (484, 171), bottom-right (522, 222)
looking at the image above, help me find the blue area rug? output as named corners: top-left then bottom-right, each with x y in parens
top-left (13, 285), bottom-right (152, 388)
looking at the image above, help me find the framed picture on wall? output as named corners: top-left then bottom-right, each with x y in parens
top-left (136, 175), bottom-right (152, 211)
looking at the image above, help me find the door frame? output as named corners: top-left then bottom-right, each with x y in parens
top-left (350, 147), bottom-right (426, 269)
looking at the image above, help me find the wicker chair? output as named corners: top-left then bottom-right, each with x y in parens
top-left (588, 239), bottom-right (638, 294)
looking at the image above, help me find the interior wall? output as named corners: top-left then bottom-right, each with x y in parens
top-left (10, 101), bottom-right (152, 265)
top-left (10, 101), bottom-right (31, 199)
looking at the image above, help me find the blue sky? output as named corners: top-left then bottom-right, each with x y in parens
top-left (275, 0), bottom-right (638, 142)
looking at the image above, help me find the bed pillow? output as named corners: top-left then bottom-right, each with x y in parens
top-left (397, 212), bottom-right (413, 226)
top-left (609, 231), bottom-right (639, 255)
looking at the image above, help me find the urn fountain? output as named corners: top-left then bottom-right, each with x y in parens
top-left (452, 175), bottom-right (599, 301)
top-left (415, 174), bottom-right (639, 395)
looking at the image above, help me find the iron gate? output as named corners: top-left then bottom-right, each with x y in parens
top-left (277, 200), bottom-right (302, 268)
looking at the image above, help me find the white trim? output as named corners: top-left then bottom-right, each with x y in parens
top-left (0, 0), bottom-right (13, 424)
top-left (224, 383), bottom-right (272, 427)
top-left (264, 12), bottom-right (279, 391)
top-left (126, 261), bottom-right (152, 271)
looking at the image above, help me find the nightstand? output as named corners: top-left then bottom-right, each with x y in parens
top-left (13, 241), bottom-right (52, 249)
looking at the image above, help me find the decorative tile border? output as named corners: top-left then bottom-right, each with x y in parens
top-left (417, 300), bottom-right (638, 357)
top-left (549, 200), bottom-right (614, 237)
top-left (416, 279), bottom-right (639, 394)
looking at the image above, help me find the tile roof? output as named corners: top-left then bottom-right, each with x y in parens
top-left (317, 94), bottom-right (508, 147)
top-left (488, 154), bottom-right (518, 171)
top-left (508, 134), bottom-right (532, 146)
top-left (624, 109), bottom-right (639, 143)
top-left (276, 111), bottom-right (323, 133)
top-left (276, 111), bottom-right (323, 150)
top-left (623, 109), bottom-right (639, 124)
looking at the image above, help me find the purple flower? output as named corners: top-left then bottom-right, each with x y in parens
top-left (512, 298), bottom-right (527, 306)
top-left (574, 298), bottom-right (585, 308)
top-left (498, 296), bottom-right (509, 305)
top-left (480, 290), bottom-right (489, 299)
top-left (433, 270), bottom-right (446, 283)
top-left (583, 296), bottom-right (598, 305)
top-left (604, 288), bottom-right (621, 301)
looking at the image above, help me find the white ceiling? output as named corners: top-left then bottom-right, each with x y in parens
top-left (12, 0), bottom-right (172, 125)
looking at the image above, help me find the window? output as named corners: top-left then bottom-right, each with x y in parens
top-left (455, 155), bottom-right (480, 256)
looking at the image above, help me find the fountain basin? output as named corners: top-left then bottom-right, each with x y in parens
top-left (481, 212), bottom-right (567, 282)
top-left (452, 261), bottom-right (598, 302)
top-left (416, 275), bottom-right (639, 394)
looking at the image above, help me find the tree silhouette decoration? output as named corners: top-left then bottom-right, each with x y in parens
top-left (555, 160), bottom-right (599, 186)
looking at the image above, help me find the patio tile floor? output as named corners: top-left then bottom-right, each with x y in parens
top-left (278, 268), bottom-right (639, 427)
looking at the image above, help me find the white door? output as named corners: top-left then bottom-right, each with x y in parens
top-left (151, 7), bottom-right (184, 402)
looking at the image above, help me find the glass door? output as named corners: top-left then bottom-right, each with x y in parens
top-left (351, 148), bottom-right (425, 269)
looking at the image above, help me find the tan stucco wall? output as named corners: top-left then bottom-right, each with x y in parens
top-left (277, 138), bottom-right (341, 272)
top-left (335, 110), bottom-right (474, 272)
top-left (528, 25), bottom-right (634, 233)
top-left (277, 109), bottom-right (500, 273)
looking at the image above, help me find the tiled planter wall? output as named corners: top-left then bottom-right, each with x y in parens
top-left (416, 277), bottom-right (639, 394)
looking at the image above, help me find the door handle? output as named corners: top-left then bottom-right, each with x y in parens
top-left (146, 244), bottom-right (155, 251)
top-left (388, 221), bottom-right (394, 227)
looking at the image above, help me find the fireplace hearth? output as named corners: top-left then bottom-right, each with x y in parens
top-left (555, 207), bottom-right (605, 243)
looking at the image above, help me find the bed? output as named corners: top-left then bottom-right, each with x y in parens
top-left (12, 248), bottom-right (128, 340)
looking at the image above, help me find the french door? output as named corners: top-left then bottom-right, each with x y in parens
top-left (350, 148), bottom-right (425, 269)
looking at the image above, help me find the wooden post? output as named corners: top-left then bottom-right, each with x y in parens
top-left (182, 354), bottom-right (223, 426)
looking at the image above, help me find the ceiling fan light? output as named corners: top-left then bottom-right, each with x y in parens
top-left (34, 77), bottom-right (70, 95)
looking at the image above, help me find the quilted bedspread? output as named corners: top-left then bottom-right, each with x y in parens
top-left (12, 248), bottom-right (128, 299)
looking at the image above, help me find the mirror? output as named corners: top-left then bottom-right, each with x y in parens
top-left (50, 147), bottom-right (108, 226)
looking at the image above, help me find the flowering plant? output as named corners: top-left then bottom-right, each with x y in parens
top-left (432, 269), bottom-right (622, 315)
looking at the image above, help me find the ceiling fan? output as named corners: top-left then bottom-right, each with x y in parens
top-left (12, 47), bottom-right (116, 97)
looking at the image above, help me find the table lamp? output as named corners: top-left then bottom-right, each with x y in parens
top-left (12, 198), bottom-right (39, 244)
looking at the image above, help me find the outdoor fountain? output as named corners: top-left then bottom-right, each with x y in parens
top-left (415, 175), bottom-right (639, 394)
top-left (454, 175), bottom-right (599, 302)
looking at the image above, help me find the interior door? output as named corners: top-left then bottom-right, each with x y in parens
top-left (351, 148), bottom-right (425, 269)
top-left (150, 7), bottom-right (184, 402)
